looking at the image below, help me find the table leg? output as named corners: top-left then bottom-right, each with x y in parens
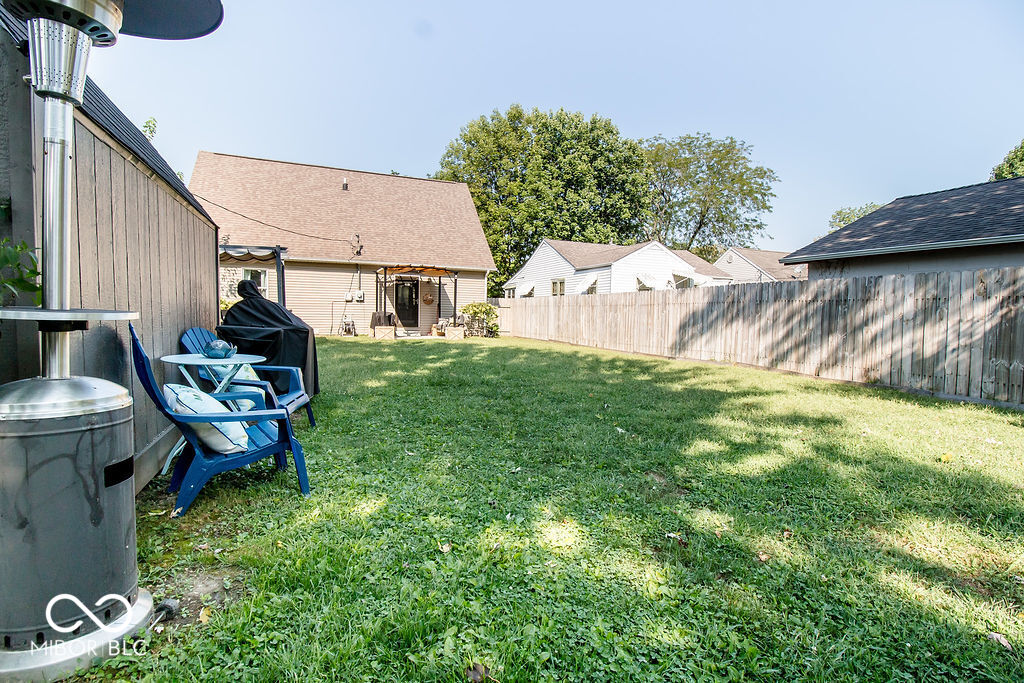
top-left (216, 365), bottom-right (245, 411)
top-left (177, 366), bottom-right (202, 390)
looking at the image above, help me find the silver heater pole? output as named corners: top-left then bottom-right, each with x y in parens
top-left (0, 2), bottom-right (221, 677)
top-left (28, 17), bottom-right (93, 378)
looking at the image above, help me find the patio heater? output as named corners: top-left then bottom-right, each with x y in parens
top-left (0, 1), bottom-right (222, 680)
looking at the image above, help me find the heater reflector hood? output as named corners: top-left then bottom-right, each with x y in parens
top-left (120, 0), bottom-right (223, 40)
top-left (0, 0), bottom-right (223, 44)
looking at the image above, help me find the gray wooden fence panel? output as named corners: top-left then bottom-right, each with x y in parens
top-left (69, 121), bottom-right (218, 489)
top-left (494, 266), bottom-right (1024, 408)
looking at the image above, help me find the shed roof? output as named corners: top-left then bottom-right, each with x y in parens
top-left (0, 8), bottom-right (212, 222)
top-left (189, 151), bottom-right (496, 271)
top-left (782, 177), bottom-right (1024, 264)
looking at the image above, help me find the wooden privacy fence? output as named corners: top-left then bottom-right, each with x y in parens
top-left (493, 267), bottom-right (1024, 407)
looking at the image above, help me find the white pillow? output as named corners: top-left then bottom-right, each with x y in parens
top-left (163, 384), bottom-right (248, 454)
top-left (208, 364), bottom-right (265, 412)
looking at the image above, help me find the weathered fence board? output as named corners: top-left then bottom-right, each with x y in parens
top-left (493, 266), bottom-right (1024, 408)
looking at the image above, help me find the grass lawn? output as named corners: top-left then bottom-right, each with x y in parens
top-left (100, 337), bottom-right (1023, 681)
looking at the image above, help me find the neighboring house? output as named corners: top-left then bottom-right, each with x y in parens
top-left (502, 240), bottom-right (731, 298)
top-left (190, 151), bottom-right (495, 335)
top-left (0, 9), bottom-right (219, 488)
top-left (714, 247), bottom-right (807, 283)
top-left (781, 178), bottom-right (1024, 279)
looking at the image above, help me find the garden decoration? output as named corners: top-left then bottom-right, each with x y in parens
top-left (202, 338), bottom-right (237, 359)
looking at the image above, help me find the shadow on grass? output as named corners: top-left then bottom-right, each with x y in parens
top-left (129, 337), bottom-right (1024, 682)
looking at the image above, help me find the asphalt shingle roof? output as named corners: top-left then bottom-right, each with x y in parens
top-left (729, 247), bottom-right (807, 280)
top-left (0, 8), bottom-right (212, 222)
top-left (544, 240), bottom-right (649, 269)
top-left (671, 250), bottom-right (733, 279)
top-left (189, 151), bottom-right (495, 270)
top-left (782, 177), bottom-right (1024, 264)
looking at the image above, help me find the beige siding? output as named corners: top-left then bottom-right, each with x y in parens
top-left (219, 260), bottom-right (280, 304)
top-left (238, 261), bottom-right (489, 335)
top-left (714, 248), bottom-right (772, 283)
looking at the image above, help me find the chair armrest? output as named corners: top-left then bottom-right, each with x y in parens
top-left (223, 379), bottom-right (283, 408)
top-left (251, 365), bottom-right (305, 393)
top-left (172, 408), bottom-right (289, 423)
top-left (208, 391), bottom-right (268, 410)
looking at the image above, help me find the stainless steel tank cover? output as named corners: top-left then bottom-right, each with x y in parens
top-left (0, 376), bottom-right (132, 420)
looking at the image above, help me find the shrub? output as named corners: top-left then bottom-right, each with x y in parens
top-left (0, 238), bottom-right (40, 305)
top-left (461, 301), bottom-right (499, 337)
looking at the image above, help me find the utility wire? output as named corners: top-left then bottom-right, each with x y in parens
top-left (193, 193), bottom-right (363, 253)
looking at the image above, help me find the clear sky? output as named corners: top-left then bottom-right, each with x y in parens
top-left (87, 0), bottom-right (1024, 253)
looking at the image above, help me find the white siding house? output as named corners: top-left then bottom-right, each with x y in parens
top-left (504, 240), bottom-right (731, 297)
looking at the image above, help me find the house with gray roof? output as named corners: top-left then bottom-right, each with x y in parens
top-left (502, 239), bottom-right (731, 298)
top-left (713, 246), bottom-right (807, 283)
top-left (781, 178), bottom-right (1024, 279)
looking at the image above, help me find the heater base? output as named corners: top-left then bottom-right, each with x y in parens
top-left (0, 590), bottom-right (152, 682)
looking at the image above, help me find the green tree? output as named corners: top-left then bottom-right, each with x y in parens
top-left (141, 116), bottom-right (157, 142)
top-left (436, 105), bottom-right (651, 295)
top-left (641, 133), bottom-right (778, 257)
top-left (828, 202), bottom-right (882, 233)
top-left (991, 139), bottom-right (1024, 180)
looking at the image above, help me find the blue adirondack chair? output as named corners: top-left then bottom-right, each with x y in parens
top-left (179, 326), bottom-right (316, 427)
top-left (130, 324), bottom-right (310, 516)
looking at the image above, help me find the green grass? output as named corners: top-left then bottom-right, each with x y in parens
top-left (99, 337), bottom-right (1024, 681)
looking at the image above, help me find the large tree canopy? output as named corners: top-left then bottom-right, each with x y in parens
top-left (827, 202), bottom-right (882, 234)
top-left (435, 105), bottom-right (651, 295)
top-left (991, 139), bottom-right (1024, 180)
top-left (641, 134), bottom-right (778, 261)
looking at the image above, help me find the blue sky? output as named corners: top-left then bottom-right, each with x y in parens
top-left (88, 0), bottom-right (1024, 252)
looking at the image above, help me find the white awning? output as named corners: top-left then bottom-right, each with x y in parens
top-left (515, 281), bottom-right (536, 297)
top-left (635, 272), bottom-right (661, 289)
top-left (575, 272), bottom-right (599, 294)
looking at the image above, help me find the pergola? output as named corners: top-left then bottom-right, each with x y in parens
top-left (219, 244), bottom-right (287, 306)
top-left (375, 265), bottom-right (459, 319)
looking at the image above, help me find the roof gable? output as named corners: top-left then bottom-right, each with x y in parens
top-left (504, 240), bottom-right (575, 284)
top-left (189, 151), bottom-right (495, 270)
top-left (783, 177), bottom-right (1024, 264)
top-left (727, 247), bottom-right (806, 280)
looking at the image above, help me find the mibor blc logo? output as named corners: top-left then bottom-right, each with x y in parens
top-left (45, 594), bottom-right (132, 634)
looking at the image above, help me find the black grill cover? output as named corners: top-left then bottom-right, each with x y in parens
top-left (218, 281), bottom-right (320, 395)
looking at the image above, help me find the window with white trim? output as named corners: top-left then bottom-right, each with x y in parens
top-left (243, 269), bottom-right (266, 295)
top-left (551, 279), bottom-right (566, 296)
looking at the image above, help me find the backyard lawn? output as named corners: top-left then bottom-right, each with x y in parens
top-left (101, 337), bottom-right (1022, 681)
